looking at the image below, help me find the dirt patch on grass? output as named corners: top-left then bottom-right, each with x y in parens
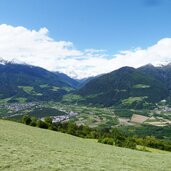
top-left (131, 114), bottom-right (149, 123)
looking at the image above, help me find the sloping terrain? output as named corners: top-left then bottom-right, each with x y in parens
top-left (0, 120), bottom-right (171, 171)
top-left (138, 63), bottom-right (171, 92)
top-left (0, 63), bottom-right (76, 102)
top-left (78, 66), bottom-right (169, 107)
top-left (54, 72), bottom-right (79, 88)
top-left (1, 62), bottom-right (171, 108)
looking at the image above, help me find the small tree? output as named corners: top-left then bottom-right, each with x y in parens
top-left (37, 120), bottom-right (48, 129)
top-left (30, 117), bottom-right (37, 127)
top-left (44, 117), bottom-right (52, 124)
top-left (22, 115), bottom-right (31, 125)
top-left (98, 137), bottom-right (114, 145)
top-left (122, 137), bottom-right (136, 149)
top-left (67, 122), bottom-right (77, 135)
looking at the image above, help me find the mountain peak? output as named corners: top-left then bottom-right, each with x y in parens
top-left (166, 62), bottom-right (171, 67)
top-left (0, 57), bottom-right (8, 65)
top-left (114, 66), bottom-right (135, 73)
top-left (139, 63), bottom-right (155, 69)
top-left (0, 57), bottom-right (22, 65)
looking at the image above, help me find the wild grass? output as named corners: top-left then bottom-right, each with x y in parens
top-left (133, 84), bottom-right (150, 89)
top-left (18, 86), bottom-right (34, 93)
top-left (18, 86), bottom-right (42, 96)
top-left (122, 96), bottom-right (148, 105)
top-left (0, 120), bottom-right (171, 171)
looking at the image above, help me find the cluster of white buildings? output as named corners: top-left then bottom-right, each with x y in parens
top-left (52, 111), bottom-right (78, 123)
top-left (0, 102), bottom-right (41, 112)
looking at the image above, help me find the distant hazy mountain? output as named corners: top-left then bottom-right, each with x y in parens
top-left (54, 72), bottom-right (79, 88)
top-left (76, 77), bottom-right (96, 88)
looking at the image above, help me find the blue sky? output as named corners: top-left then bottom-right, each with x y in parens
top-left (0, 0), bottom-right (171, 78)
top-left (1, 0), bottom-right (171, 52)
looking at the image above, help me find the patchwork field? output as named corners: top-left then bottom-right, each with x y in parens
top-left (0, 120), bottom-right (171, 171)
top-left (2, 101), bottom-right (171, 128)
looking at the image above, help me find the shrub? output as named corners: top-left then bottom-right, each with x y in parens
top-left (30, 120), bottom-right (37, 127)
top-left (122, 138), bottom-right (136, 149)
top-left (98, 138), bottom-right (114, 145)
top-left (37, 120), bottom-right (48, 129)
top-left (44, 117), bottom-right (52, 124)
top-left (67, 122), bottom-right (77, 135)
top-left (22, 115), bottom-right (31, 125)
top-left (30, 117), bottom-right (37, 127)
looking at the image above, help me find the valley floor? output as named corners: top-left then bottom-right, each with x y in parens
top-left (0, 120), bottom-right (171, 171)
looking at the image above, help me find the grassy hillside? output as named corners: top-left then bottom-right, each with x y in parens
top-left (0, 120), bottom-right (171, 171)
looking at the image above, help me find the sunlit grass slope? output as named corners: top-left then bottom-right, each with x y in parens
top-left (0, 120), bottom-right (171, 171)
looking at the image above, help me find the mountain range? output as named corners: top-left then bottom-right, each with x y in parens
top-left (0, 61), bottom-right (77, 102)
top-left (77, 64), bottom-right (171, 107)
top-left (1, 59), bottom-right (171, 107)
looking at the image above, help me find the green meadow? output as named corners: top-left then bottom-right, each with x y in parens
top-left (0, 120), bottom-right (171, 171)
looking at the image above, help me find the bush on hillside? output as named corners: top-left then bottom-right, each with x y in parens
top-left (22, 115), bottom-right (32, 125)
top-left (37, 120), bottom-right (48, 129)
top-left (29, 117), bottom-right (37, 127)
top-left (44, 117), bottom-right (52, 125)
top-left (20, 115), bottom-right (171, 152)
top-left (98, 137), bottom-right (114, 145)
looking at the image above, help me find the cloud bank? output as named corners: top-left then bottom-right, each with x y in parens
top-left (0, 24), bottom-right (171, 79)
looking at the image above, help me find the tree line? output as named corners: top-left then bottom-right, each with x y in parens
top-left (21, 115), bottom-right (171, 151)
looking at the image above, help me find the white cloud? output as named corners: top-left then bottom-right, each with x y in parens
top-left (112, 38), bottom-right (171, 68)
top-left (0, 24), bottom-right (82, 70)
top-left (0, 24), bottom-right (171, 79)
